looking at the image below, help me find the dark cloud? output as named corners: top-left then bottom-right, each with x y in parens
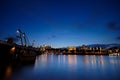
top-left (107, 22), bottom-right (120, 30)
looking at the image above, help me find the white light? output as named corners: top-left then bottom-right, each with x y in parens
top-left (16, 30), bottom-right (20, 33)
top-left (23, 34), bottom-right (25, 37)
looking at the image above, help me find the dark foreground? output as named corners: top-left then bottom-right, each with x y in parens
top-left (1, 54), bottom-right (120, 80)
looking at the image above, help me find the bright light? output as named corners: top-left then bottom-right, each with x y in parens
top-left (16, 30), bottom-right (19, 33)
top-left (10, 46), bottom-right (15, 54)
top-left (16, 29), bottom-right (21, 34)
top-left (22, 33), bottom-right (25, 37)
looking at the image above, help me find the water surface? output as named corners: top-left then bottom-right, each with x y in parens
top-left (2, 54), bottom-right (120, 80)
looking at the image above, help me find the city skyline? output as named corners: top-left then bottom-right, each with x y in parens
top-left (0, 0), bottom-right (120, 48)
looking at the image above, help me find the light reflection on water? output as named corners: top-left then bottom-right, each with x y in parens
top-left (35, 55), bottom-right (108, 69)
top-left (5, 54), bottom-right (120, 80)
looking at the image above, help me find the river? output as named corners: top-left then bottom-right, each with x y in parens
top-left (1, 54), bottom-right (120, 80)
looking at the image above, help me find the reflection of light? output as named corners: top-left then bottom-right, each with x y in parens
top-left (84, 55), bottom-right (89, 64)
top-left (63, 55), bottom-right (66, 64)
top-left (93, 56), bottom-right (96, 64)
top-left (5, 66), bottom-right (12, 79)
top-left (41, 54), bottom-right (47, 62)
top-left (100, 55), bottom-right (104, 66)
top-left (74, 55), bottom-right (77, 64)
top-left (68, 55), bottom-right (72, 65)
top-left (110, 60), bottom-right (120, 64)
top-left (91, 56), bottom-right (96, 65)
top-left (35, 54), bottom-right (48, 68)
top-left (58, 55), bottom-right (60, 64)
top-left (88, 55), bottom-right (105, 68)
top-left (10, 46), bottom-right (15, 54)
top-left (51, 55), bottom-right (53, 62)
top-left (68, 55), bottom-right (77, 65)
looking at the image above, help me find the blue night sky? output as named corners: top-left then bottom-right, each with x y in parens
top-left (0, 0), bottom-right (120, 48)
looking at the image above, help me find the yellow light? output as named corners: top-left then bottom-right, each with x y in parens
top-left (10, 47), bottom-right (15, 54)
